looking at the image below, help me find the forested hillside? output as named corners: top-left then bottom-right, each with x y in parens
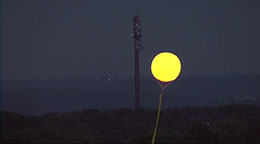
top-left (2, 104), bottom-right (260, 143)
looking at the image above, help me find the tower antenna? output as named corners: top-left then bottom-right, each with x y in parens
top-left (132, 15), bottom-right (143, 111)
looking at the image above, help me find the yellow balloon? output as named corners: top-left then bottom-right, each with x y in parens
top-left (151, 52), bottom-right (181, 83)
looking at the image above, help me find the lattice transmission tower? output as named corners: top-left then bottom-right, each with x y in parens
top-left (132, 15), bottom-right (143, 111)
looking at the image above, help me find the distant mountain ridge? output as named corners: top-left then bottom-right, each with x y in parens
top-left (2, 74), bottom-right (260, 115)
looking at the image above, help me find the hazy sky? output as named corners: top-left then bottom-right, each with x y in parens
top-left (3, 0), bottom-right (260, 80)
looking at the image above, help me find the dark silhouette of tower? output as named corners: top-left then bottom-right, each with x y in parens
top-left (132, 15), bottom-right (143, 111)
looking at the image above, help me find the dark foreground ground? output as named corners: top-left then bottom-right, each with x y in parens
top-left (1, 104), bottom-right (260, 143)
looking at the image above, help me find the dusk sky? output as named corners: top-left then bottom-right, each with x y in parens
top-left (3, 0), bottom-right (260, 80)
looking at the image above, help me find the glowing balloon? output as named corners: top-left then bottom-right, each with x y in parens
top-left (151, 52), bottom-right (181, 83)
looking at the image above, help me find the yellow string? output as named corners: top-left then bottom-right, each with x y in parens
top-left (151, 90), bottom-right (163, 144)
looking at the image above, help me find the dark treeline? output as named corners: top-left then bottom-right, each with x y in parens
top-left (2, 104), bottom-right (260, 143)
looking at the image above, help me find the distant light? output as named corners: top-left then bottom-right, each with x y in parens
top-left (151, 52), bottom-right (181, 83)
top-left (107, 78), bottom-right (111, 81)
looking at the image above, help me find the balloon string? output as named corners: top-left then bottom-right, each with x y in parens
top-left (151, 90), bottom-right (163, 144)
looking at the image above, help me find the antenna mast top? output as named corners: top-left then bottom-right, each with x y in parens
top-left (132, 15), bottom-right (143, 51)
